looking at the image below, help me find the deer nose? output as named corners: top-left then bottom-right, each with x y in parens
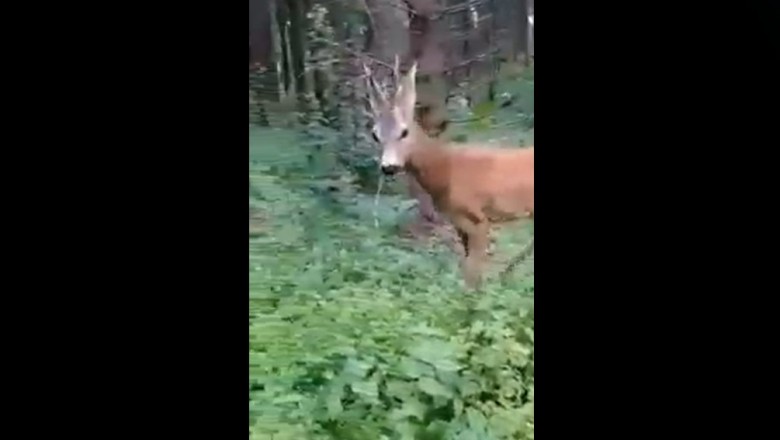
top-left (381, 164), bottom-right (401, 176)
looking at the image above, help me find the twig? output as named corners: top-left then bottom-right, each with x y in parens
top-left (373, 172), bottom-right (385, 228)
top-left (359, 0), bottom-right (376, 30)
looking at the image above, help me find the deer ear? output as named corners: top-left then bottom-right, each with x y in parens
top-left (395, 62), bottom-right (417, 121)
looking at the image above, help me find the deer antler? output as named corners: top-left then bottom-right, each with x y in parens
top-left (362, 60), bottom-right (389, 112)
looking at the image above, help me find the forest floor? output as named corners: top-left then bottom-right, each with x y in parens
top-left (249, 67), bottom-right (535, 440)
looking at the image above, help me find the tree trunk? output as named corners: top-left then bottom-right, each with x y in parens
top-left (365, 0), bottom-right (410, 70)
top-left (527, 0), bottom-right (534, 62)
top-left (407, 0), bottom-right (450, 137)
top-left (493, 0), bottom-right (516, 62)
top-left (274, 0), bottom-right (291, 94)
top-left (249, 0), bottom-right (277, 125)
top-left (249, 0), bottom-right (273, 69)
top-left (515, 0), bottom-right (529, 64)
top-left (460, 0), bottom-right (495, 105)
top-left (286, 0), bottom-right (309, 96)
top-left (268, 0), bottom-right (285, 99)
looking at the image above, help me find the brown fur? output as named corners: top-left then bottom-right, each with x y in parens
top-left (405, 126), bottom-right (534, 288)
top-left (364, 59), bottom-right (534, 289)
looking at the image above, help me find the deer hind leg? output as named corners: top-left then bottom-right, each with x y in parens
top-left (453, 215), bottom-right (490, 290)
top-left (500, 217), bottom-right (534, 281)
top-left (499, 237), bottom-right (534, 281)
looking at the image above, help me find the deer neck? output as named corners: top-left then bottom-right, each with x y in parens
top-left (404, 127), bottom-right (450, 199)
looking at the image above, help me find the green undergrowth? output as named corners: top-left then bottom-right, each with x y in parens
top-left (249, 72), bottom-right (534, 440)
top-left (449, 65), bottom-right (534, 147)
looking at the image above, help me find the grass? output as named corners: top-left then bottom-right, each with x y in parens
top-left (249, 72), bottom-right (534, 439)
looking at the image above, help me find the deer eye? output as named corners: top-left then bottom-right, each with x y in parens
top-left (371, 131), bottom-right (379, 142)
top-left (399, 128), bottom-right (409, 140)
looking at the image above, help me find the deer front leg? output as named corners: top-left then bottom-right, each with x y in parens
top-left (456, 229), bottom-right (469, 257)
top-left (454, 216), bottom-right (490, 290)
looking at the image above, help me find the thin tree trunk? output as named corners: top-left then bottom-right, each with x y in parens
top-left (284, 22), bottom-right (295, 96)
top-left (462, 0), bottom-right (494, 105)
top-left (527, 0), bottom-right (534, 63)
top-left (516, 0), bottom-right (529, 64)
top-left (286, 0), bottom-right (309, 96)
top-left (268, 0), bottom-right (285, 99)
top-left (274, 0), bottom-right (292, 94)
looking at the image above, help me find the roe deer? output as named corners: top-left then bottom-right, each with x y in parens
top-left (363, 59), bottom-right (534, 290)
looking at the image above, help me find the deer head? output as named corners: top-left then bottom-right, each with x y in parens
top-left (363, 57), bottom-right (419, 176)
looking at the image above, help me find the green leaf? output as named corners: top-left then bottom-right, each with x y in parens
top-left (489, 408), bottom-right (524, 437)
top-left (400, 356), bottom-right (435, 379)
top-left (420, 420), bottom-right (449, 440)
top-left (394, 421), bottom-right (419, 440)
top-left (325, 386), bottom-right (343, 418)
top-left (390, 397), bottom-right (427, 422)
top-left (436, 370), bottom-right (461, 389)
top-left (350, 378), bottom-right (379, 402)
top-left (341, 357), bottom-right (371, 381)
top-left (408, 339), bottom-right (460, 374)
top-left (272, 393), bottom-right (304, 404)
top-left (386, 379), bottom-right (416, 400)
top-left (454, 398), bottom-right (464, 417)
top-left (417, 377), bottom-right (453, 399)
top-left (465, 407), bottom-right (489, 433)
top-left (473, 346), bottom-right (504, 369)
top-left (488, 403), bottom-right (534, 438)
top-left (409, 323), bottom-right (448, 338)
top-left (433, 358), bottom-right (461, 374)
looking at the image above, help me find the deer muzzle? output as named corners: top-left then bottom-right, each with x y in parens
top-left (380, 164), bottom-right (402, 176)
